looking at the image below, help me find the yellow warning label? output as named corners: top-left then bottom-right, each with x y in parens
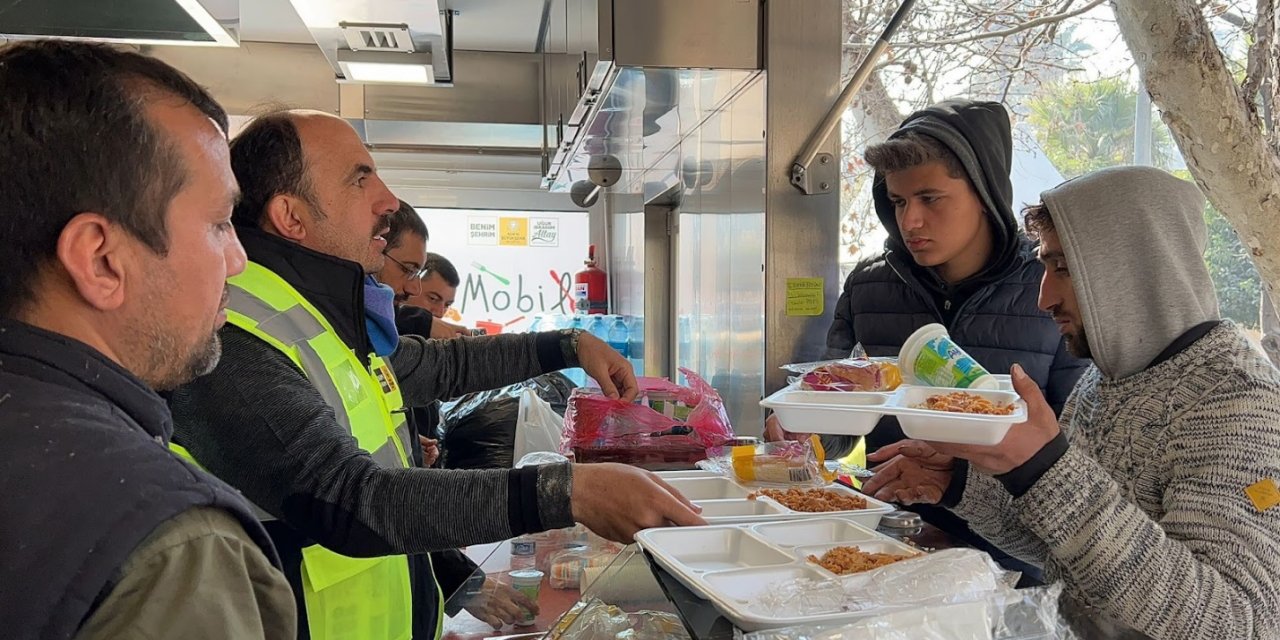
top-left (1244, 478), bottom-right (1280, 512)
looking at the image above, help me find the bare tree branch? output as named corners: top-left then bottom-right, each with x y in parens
top-left (869, 0), bottom-right (1108, 48)
top-left (1243, 0), bottom-right (1274, 126)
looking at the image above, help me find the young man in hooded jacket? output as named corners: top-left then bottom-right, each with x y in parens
top-left (771, 99), bottom-right (1086, 581)
top-left (864, 166), bottom-right (1280, 640)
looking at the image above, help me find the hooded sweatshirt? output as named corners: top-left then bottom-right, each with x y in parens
top-left (1041, 165), bottom-right (1219, 378)
top-left (951, 166), bottom-right (1280, 639)
top-left (826, 99), bottom-right (1085, 420)
top-left (873, 99), bottom-right (1022, 317)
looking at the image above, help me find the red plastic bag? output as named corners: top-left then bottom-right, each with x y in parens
top-left (561, 369), bottom-right (734, 470)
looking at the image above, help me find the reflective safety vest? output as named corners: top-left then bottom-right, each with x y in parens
top-left (171, 261), bottom-right (442, 640)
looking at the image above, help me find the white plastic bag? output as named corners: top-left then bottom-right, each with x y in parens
top-left (514, 387), bottom-right (565, 460)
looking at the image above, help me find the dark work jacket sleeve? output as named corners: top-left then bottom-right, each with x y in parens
top-left (431, 549), bottom-right (481, 606)
top-left (168, 326), bottom-right (575, 557)
top-left (391, 331), bottom-right (576, 407)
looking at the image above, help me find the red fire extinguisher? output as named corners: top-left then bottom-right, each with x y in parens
top-left (573, 244), bottom-right (609, 315)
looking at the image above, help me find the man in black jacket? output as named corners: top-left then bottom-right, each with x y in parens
top-left (768, 100), bottom-right (1087, 583)
top-left (168, 109), bottom-right (704, 640)
top-left (0, 40), bottom-right (294, 639)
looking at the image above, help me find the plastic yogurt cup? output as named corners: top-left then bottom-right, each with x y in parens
top-left (899, 324), bottom-right (999, 390)
top-left (509, 569), bottom-right (544, 626)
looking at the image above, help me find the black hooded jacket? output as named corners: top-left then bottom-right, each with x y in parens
top-left (826, 100), bottom-right (1086, 420)
top-left (824, 101), bottom-right (1088, 583)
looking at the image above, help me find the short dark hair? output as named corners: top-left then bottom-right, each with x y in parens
top-left (864, 131), bottom-right (966, 180)
top-left (1023, 203), bottom-right (1056, 239)
top-left (229, 110), bottom-right (317, 228)
top-left (0, 40), bottom-right (227, 318)
top-left (423, 252), bottom-right (460, 288)
top-left (386, 199), bottom-right (429, 249)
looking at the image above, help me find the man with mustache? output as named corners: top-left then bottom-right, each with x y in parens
top-left (167, 109), bottom-right (705, 640)
top-left (0, 40), bottom-right (294, 638)
top-left (864, 166), bottom-right (1280, 639)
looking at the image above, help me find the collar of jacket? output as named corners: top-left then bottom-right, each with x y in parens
top-left (0, 318), bottom-right (173, 441)
top-left (235, 226), bottom-right (373, 364)
top-left (886, 233), bottom-right (1037, 300)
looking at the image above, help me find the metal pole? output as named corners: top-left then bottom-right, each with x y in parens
top-left (1134, 83), bottom-right (1154, 166)
top-left (791, 0), bottom-right (917, 194)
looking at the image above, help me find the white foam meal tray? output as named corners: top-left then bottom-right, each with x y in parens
top-left (760, 384), bottom-right (1027, 445)
top-left (636, 518), bottom-right (924, 631)
top-left (655, 472), bottom-right (893, 528)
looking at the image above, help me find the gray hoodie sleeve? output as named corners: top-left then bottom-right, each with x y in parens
top-left (391, 330), bottom-right (578, 407)
top-left (169, 327), bottom-right (576, 557)
top-left (951, 470), bottom-right (1051, 566)
top-left (1010, 381), bottom-right (1280, 640)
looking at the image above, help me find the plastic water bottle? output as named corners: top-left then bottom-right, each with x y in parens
top-left (586, 314), bottom-right (609, 341)
top-left (677, 314), bottom-right (693, 370)
top-left (607, 315), bottom-right (629, 359)
top-left (564, 314), bottom-right (589, 387)
top-left (627, 315), bottom-right (644, 376)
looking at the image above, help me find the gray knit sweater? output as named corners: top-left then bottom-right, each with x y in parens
top-left (953, 322), bottom-right (1280, 639)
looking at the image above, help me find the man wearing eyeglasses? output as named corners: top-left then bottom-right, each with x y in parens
top-left (406, 253), bottom-right (460, 322)
top-left (378, 200), bottom-right (468, 341)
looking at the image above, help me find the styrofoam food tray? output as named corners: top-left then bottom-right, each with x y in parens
top-left (761, 383), bottom-right (1026, 445)
top-left (636, 518), bottom-right (924, 631)
top-left (657, 475), bottom-right (893, 528)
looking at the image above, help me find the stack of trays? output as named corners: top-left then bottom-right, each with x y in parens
top-left (656, 472), bottom-right (893, 528)
top-left (761, 383), bottom-right (1026, 445)
top-left (636, 518), bottom-right (923, 631)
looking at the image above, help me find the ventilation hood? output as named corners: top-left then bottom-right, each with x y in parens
top-left (288, 0), bottom-right (451, 84)
top-left (541, 0), bottom-right (763, 193)
top-left (0, 0), bottom-right (239, 47)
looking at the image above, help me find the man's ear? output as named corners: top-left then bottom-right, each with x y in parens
top-left (263, 194), bottom-right (308, 242)
top-left (55, 213), bottom-right (133, 312)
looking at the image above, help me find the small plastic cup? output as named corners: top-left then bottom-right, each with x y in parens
top-left (899, 324), bottom-right (998, 390)
top-left (509, 569), bottom-right (545, 626)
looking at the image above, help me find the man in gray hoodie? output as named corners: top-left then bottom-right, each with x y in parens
top-left (864, 166), bottom-right (1280, 639)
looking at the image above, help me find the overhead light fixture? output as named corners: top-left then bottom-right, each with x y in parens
top-left (0, 0), bottom-right (239, 47)
top-left (336, 49), bottom-right (435, 85)
top-left (173, 0), bottom-right (239, 47)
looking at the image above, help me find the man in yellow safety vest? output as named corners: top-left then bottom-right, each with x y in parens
top-left (168, 109), bottom-right (706, 640)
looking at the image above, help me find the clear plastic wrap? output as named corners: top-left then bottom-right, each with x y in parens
top-left (741, 550), bottom-right (1076, 640)
top-left (699, 436), bottom-right (835, 486)
top-left (547, 598), bottom-right (691, 640)
top-left (741, 584), bottom-right (1075, 640)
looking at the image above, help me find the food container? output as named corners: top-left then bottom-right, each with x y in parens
top-left (892, 385), bottom-right (1026, 445)
top-left (759, 389), bottom-right (891, 436)
top-left (899, 323), bottom-right (999, 390)
top-left (656, 472), bottom-right (893, 528)
top-left (635, 518), bottom-right (922, 631)
top-left (761, 384), bottom-right (1025, 445)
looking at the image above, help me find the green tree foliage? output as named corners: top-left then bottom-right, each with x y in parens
top-left (1027, 79), bottom-right (1261, 328)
